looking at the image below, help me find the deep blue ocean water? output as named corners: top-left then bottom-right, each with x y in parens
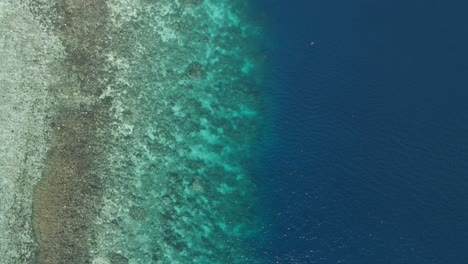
top-left (253, 0), bottom-right (468, 263)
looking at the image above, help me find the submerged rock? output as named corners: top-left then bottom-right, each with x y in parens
top-left (108, 252), bottom-right (128, 264)
top-left (129, 206), bottom-right (147, 221)
top-left (187, 61), bottom-right (204, 79)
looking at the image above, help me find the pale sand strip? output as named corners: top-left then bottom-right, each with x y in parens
top-left (0, 1), bottom-right (63, 263)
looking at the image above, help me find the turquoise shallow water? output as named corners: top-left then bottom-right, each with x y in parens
top-left (88, 0), bottom-right (268, 263)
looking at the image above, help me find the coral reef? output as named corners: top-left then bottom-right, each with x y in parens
top-left (0, 0), bottom-right (265, 263)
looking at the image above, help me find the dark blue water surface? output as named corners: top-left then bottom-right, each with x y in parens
top-left (253, 0), bottom-right (468, 263)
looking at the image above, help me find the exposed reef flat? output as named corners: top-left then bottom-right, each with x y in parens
top-left (1, 0), bottom-right (265, 263)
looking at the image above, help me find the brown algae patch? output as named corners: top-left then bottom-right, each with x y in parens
top-left (28, 0), bottom-right (116, 263)
top-left (32, 104), bottom-right (110, 263)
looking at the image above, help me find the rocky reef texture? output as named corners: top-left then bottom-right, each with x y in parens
top-left (28, 0), bottom-right (115, 263)
top-left (1, 0), bottom-right (265, 263)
